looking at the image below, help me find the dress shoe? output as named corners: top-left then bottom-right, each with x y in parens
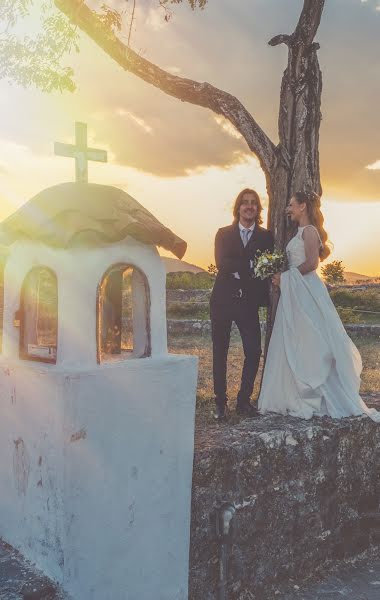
top-left (213, 404), bottom-right (227, 421)
top-left (236, 402), bottom-right (259, 417)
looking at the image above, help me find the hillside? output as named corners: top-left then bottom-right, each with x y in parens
top-left (161, 259), bottom-right (378, 283)
top-left (344, 272), bottom-right (379, 284)
top-left (161, 257), bottom-right (206, 274)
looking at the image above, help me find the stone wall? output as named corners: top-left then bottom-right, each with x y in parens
top-left (167, 319), bottom-right (380, 337)
top-left (189, 413), bottom-right (380, 600)
top-left (167, 319), bottom-right (212, 335)
top-left (166, 289), bottom-right (211, 303)
top-left (166, 289), bottom-right (380, 336)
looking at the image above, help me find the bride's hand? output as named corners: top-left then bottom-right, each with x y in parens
top-left (271, 272), bottom-right (281, 287)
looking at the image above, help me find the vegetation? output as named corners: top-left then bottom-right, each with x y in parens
top-left (167, 302), bottom-right (209, 320)
top-left (0, 0), bottom-right (205, 92)
top-left (321, 260), bottom-right (346, 285)
top-left (330, 288), bottom-right (380, 323)
top-left (165, 273), bottom-right (380, 324)
top-left (166, 271), bottom-right (215, 290)
top-left (335, 307), bottom-right (360, 324)
top-left (329, 289), bottom-right (380, 311)
top-left (207, 264), bottom-right (218, 275)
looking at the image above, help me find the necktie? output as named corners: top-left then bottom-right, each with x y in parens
top-left (242, 228), bottom-right (250, 247)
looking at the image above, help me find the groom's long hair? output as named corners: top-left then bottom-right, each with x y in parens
top-left (232, 188), bottom-right (263, 226)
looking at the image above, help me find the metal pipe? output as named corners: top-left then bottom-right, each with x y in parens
top-left (214, 503), bottom-right (236, 600)
top-left (218, 542), bottom-right (228, 600)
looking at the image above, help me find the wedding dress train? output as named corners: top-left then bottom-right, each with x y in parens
top-left (258, 225), bottom-right (380, 422)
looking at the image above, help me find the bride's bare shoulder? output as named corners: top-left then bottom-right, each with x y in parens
top-left (302, 225), bottom-right (322, 246)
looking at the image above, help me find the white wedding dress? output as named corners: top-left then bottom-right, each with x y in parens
top-left (258, 225), bottom-right (380, 422)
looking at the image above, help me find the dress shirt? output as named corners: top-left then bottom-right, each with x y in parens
top-left (233, 223), bottom-right (255, 279)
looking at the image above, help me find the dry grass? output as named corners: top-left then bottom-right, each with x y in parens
top-left (353, 335), bottom-right (380, 393)
top-left (168, 331), bottom-right (380, 428)
top-left (168, 329), bottom-right (254, 427)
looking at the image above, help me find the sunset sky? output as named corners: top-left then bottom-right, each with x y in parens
top-left (0, 0), bottom-right (379, 274)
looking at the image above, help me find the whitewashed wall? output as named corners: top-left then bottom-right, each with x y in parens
top-left (0, 239), bottom-right (198, 600)
top-left (2, 238), bottom-right (168, 364)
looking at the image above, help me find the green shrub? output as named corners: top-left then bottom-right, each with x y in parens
top-left (193, 272), bottom-right (216, 288)
top-left (166, 271), bottom-right (215, 290)
top-left (321, 260), bottom-right (345, 284)
top-left (330, 289), bottom-right (380, 312)
top-left (167, 302), bottom-right (209, 320)
top-left (336, 306), bottom-right (361, 324)
top-left (259, 307), bottom-right (267, 322)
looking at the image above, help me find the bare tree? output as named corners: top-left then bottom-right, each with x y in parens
top-left (1, 0), bottom-right (326, 332)
top-left (54, 0), bottom-right (325, 332)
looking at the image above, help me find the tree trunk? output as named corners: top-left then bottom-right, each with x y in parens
top-left (264, 24), bottom-right (323, 351)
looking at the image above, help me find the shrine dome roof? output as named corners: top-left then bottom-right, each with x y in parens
top-left (0, 182), bottom-right (187, 259)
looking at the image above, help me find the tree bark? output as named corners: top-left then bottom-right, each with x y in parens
top-left (55, 0), bottom-right (325, 342)
top-left (265, 0), bottom-right (324, 348)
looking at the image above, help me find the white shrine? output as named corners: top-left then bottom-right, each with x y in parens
top-left (0, 124), bottom-right (198, 600)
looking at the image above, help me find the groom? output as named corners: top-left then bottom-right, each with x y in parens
top-left (210, 188), bottom-right (274, 420)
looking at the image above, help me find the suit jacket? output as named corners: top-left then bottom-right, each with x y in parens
top-left (210, 222), bottom-right (274, 315)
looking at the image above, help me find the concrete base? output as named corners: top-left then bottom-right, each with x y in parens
top-left (0, 354), bottom-right (197, 600)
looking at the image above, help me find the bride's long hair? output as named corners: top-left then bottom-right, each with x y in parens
top-left (293, 191), bottom-right (331, 261)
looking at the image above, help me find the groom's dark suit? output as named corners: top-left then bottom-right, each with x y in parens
top-left (210, 222), bottom-right (274, 408)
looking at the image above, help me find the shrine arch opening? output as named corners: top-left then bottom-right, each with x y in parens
top-left (97, 264), bottom-right (151, 363)
top-left (19, 267), bottom-right (58, 364)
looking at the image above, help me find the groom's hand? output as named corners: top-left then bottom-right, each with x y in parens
top-left (272, 272), bottom-right (281, 287)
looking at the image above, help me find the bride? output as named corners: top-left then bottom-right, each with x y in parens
top-left (258, 190), bottom-right (380, 422)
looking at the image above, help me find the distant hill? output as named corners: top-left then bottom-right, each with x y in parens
top-left (162, 260), bottom-right (378, 282)
top-left (162, 257), bottom-right (206, 274)
top-left (344, 272), bottom-right (380, 284)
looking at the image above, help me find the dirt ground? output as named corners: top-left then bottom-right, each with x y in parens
top-left (167, 330), bottom-right (380, 428)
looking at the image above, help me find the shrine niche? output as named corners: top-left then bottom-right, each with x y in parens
top-left (19, 267), bottom-right (58, 363)
top-left (98, 263), bottom-right (150, 362)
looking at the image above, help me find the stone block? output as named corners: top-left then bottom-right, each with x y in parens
top-left (190, 413), bottom-right (380, 599)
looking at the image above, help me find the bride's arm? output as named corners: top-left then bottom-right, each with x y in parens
top-left (297, 227), bottom-right (320, 275)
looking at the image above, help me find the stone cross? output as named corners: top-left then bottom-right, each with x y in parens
top-left (54, 122), bottom-right (107, 183)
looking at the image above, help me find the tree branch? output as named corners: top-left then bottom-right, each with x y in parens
top-left (127, 0), bottom-right (136, 46)
top-left (54, 0), bottom-right (277, 174)
top-left (292, 0), bottom-right (325, 46)
top-left (269, 1), bottom-right (325, 49)
top-left (268, 34), bottom-right (291, 48)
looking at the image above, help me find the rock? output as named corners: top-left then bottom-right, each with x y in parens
top-left (190, 413), bottom-right (380, 599)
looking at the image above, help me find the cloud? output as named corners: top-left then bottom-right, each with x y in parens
top-left (1, 0), bottom-right (380, 199)
top-left (78, 0), bottom-right (380, 196)
top-left (214, 116), bottom-right (242, 140)
top-left (89, 99), bottom-right (249, 176)
top-left (360, 0), bottom-right (380, 9)
top-left (115, 109), bottom-right (153, 134)
top-left (0, 141), bottom-right (30, 167)
top-left (145, 7), bottom-right (167, 32)
top-left (165, 66), bottom-right (182, 75)
top-left (366, 160), bottom-right (380, 170)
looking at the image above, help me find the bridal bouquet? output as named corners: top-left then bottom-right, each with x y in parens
top-left (253, 249), bottom-right (285, 280)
